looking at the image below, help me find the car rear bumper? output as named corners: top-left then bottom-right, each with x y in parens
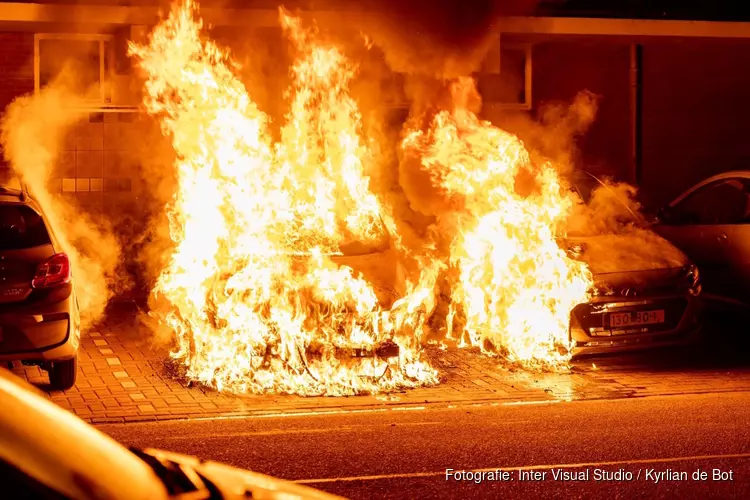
top-left (0, 286), bottom-right (79, 362)
top-left (569, 293), bottom-right (704, 357)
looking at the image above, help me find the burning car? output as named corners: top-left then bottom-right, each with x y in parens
top-left (565, 173), bottom-right (704, 356)
top-left (0, 176), bottom-right (80, 390)
top-left (124, 1), bottom-right (660, 392)
top-left (332, 218), bottom-right (407, 309)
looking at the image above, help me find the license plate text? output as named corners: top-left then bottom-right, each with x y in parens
top-left (606, 309), bottom-right (665, 328)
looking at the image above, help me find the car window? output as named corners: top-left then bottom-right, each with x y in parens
top-left (570, 177), bottom-right (597, 203)
top-left (0, 205), bottom-right (52, 251)
top-left (0, 458), bottom-right (71, 500)
top-left (671, 178), bottom-right (750, 225)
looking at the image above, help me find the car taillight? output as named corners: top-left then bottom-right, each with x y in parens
top-left (32, 253), bottom-right (71, 289)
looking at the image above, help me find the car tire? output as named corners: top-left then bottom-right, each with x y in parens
top-left (49, 356), bottom-right (78, 391)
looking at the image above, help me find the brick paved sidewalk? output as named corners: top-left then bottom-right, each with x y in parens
top-left (9, 305), bottom-right (750, 424)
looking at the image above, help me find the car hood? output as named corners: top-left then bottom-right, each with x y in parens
top-left (561, 228), bottom-right (689, 275)
top-left (561, 228), bottom-right (693, 294)
top-left (144, 448), bottom-right (342, 500)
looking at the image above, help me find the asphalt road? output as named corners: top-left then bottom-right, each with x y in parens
top-left (99, 391), bottom-right (750, 499)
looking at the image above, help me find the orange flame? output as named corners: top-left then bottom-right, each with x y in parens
top-left (401, 79), bottom-right (592, 368)
top-left (130, 1), bottom-right (436, 395)
top-left (130, 1), bottom-right (592, 395)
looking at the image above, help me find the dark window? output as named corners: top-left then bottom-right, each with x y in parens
top-left (672, 178), bottom-right (750, 225)
top-left (38, 38), bottom-right (111, 102)
top-left (570, 175), bottom-right (599, 204)
top-left (0, 205), bottom-right (52, 250)
top-left (0, 458), bottom-right (71, 500)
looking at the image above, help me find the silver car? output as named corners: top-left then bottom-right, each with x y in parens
top-left (0, 176), bottom-right (80, 390)
top-left (566, 174), bottom-right (704, 356)
top-left (654, 171), bottom-right (750, 310)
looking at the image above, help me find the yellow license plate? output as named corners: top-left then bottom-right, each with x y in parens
top-left (607, 310), bottom-right (665, 328)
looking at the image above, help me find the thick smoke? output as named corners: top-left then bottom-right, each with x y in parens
top-left (0, 72), bottom-right (126, 327)
top-left (489, 90), bottom-right (599, 179)
top-left (117, 114), bottom-right (176, 303)
top-left (568, 180), bottom-right (644, 236)
top-left (565, 179), bottom-right (687, 274)
top-left (358, 0), bottom-right (539, 78)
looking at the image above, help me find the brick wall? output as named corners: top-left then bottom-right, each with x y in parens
top-left (54, 111), bottom-right (142, 218)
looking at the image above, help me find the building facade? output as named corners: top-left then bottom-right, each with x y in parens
top-left (497, 16), bottom-right (750, 206)
top-left (1, 2), bottom-right (750, 210)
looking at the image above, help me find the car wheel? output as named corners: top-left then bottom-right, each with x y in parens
top-left (48, 356), bottom-right (78, 391)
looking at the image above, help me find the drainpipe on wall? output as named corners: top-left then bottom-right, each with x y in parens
top-left (629, 43), bottom-right (643, 186)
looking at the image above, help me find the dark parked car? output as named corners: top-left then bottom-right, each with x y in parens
top-left (0, 367), bottom-right (340, 500)
top-left (653, 171), bottom-right (750, 310)
top-left (0, 178), bottom-right (80, 390)
top-left (565, 174), bottom-right (704, 356)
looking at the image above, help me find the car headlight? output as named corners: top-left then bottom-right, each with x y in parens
top-left (682, 264), bottom-right (701, 295)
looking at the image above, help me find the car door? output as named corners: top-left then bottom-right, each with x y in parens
top-left (654, 177), bottom-right (750, 305)
top-left (718, 180), bottom-right (750, 305)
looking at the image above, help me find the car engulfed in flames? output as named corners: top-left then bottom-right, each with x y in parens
top-left (128, 0), bottom-right (598, 396)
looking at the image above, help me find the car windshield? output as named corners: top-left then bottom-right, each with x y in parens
top-left (566, 172), bottom-right (650, 238)
top-left (0, 205), bottom-right (52, 251)
top-left (570, 174), bottom-right (610, 205)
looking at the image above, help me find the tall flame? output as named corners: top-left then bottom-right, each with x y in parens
top-left (401, 79), bottom-right (592, 368)
top-left (130, 1), bottom-right (436, 395)
top-left (130, 1), bottom-right (592, 395)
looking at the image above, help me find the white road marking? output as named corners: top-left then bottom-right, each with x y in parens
top-left (178, 401), bottom-right (551, 423)
top-left (183, 399), bottom-right (560, 422)
top-left (503, 400), bottom-right (561, 406)
top-left (189, 407), bottom-right (392, 422)
top-left (157, 421), bottom-right (443, 440)
top-left (295, 452), bottom-right (750, 484)
top-left (97, 391), bottom-right (750, 427)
